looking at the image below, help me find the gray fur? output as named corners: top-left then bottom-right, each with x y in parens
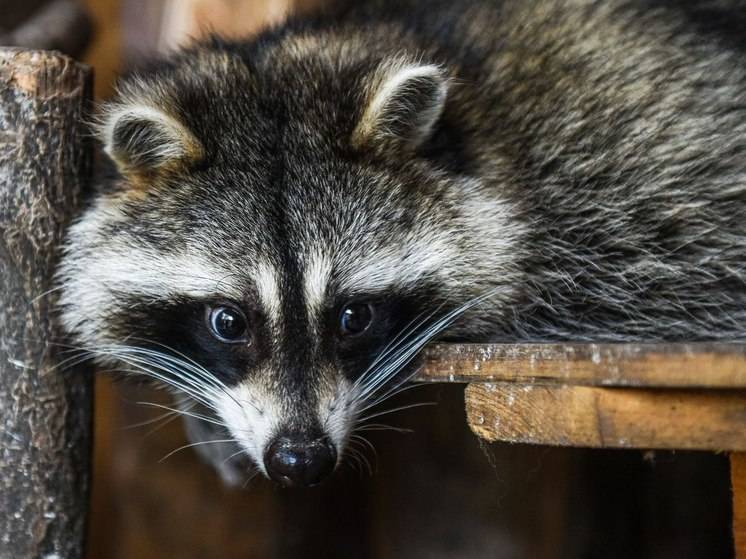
top-left (56, 0), bottom-right (746, 482)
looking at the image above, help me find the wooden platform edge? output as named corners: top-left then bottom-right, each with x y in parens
top-left (417, 342), bottom-right (746, 388)
top-left (465, 383), bottom-right (746, 451)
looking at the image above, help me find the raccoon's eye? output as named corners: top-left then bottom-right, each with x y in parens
top-left (207, 305), bottom-right (249, 343)
top-left (339, 302), bottom-right (374, 336)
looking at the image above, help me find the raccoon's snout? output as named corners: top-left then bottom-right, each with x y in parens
top-left (264, 435), bottom-right (337, 487)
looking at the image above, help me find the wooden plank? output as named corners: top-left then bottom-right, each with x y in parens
top-left (465, 383), bottom-right (746, 450)
top-left (0, 48), bottom-right (93, 559)
top-left (733, 453), bottom-right (746, 559)
top-left (418, 343), bottom-right (746, 388)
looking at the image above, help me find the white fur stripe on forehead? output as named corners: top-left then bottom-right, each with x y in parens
top-left (304, 179), bottom-right (522, 299)
top-left (56, 199), bottom-right (243, 342)
top-left (299, 234), bottom-right (457, 306)
top-left (252, 261), bottom-right (282, 325)
top-left (304, 249), bottom-right (334, 320)
top-left (341, 234), bottom-right (458, 293)
top-left (99, 247), bottom-right (239, 297)
top-left (57, 244), bottom-right (242, 344)
top-left (70, 202), bottom-right (241, 298)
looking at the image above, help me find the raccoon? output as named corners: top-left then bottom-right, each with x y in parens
top-left (57, 0), bottom-right (746, 487)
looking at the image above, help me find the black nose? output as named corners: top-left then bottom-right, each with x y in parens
top-left (264, 436), bottom-right (337, 487)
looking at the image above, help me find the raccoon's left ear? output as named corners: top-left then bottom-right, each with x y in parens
top-left (352, 61), bottom-right (448, 153)
top-left (98, 102), bottom-right (204, 178)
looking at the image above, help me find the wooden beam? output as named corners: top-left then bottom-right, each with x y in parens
top-left (465, 383), bottom-right (746, 450)
top-left (0, 48), bottom-right (93, 559)
top-left (733, 453), bottom-right (746, 559)
top-left (418, 343), bottom-right (746, 388)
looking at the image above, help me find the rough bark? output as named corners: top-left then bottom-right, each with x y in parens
top-left (0, 48), bottom-right (92, 559)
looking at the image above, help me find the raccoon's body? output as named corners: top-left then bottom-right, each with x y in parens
top-left (58, 0), bottom-right (746, 486)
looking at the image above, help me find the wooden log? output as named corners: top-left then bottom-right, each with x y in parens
top-left (733, 453), bottom-right (746, 558)
top-left (418, 343), bottom-right (746, 388)
top-left (0, 48), bottom-right (93, 558)
top-left (465, 383), bottom-right (746, 450)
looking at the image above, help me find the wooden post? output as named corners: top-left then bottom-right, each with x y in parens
top-left (732, 453), bottom-right (746, 558)
top-left (0, 49), bottom-right (93, 558)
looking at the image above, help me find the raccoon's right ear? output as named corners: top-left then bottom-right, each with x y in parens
top-left (352, 61), bottom-right (448, 153)
top-left (98, 103), bottom-right (204, 178)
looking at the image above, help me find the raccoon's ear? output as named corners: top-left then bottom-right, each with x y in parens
top-left (98, 103), bottom-right (204, 177)
top-left (352, 62), bottom-right (448, 152)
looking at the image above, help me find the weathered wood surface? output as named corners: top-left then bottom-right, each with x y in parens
top-left (465, 383), bottom-right (746, 450)
top-left (418, 343), bottom-right (746, 388)
top-left (732, 453), bottom-right (746, 559)
top-left (0, 49), bottom-right (92, 559)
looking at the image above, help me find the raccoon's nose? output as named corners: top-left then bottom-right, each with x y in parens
top-left (264, 436), bottom-right (337, 487)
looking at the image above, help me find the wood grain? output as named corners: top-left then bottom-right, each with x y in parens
top-left (419, 343), bottom-right (746, 388)
top-left (465, 383), bottom-right (746, 450)
top-left (733, 453), bottom-right (746, 558)
top-left (0, 48), bottom-right (92, 559)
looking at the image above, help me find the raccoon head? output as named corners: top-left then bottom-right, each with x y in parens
top-left (57, 43), bottom-right (523, 487)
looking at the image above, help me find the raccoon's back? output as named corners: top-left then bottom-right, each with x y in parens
top-left (330, 0), bottom-right (746, 341)
top-left (483, 2), bottom-right (746, 341)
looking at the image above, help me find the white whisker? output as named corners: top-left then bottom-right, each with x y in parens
top-left (135, 401), bottom-right (230, 429)
top-left (355, 423), bottom-right (413, 434)
top-left (159, 438), bottom-right (238, 463)
top-left (222, 447), bottom-right (249, 466)
top-left (356, 401), bottom-right (436, 424)
top-left (356, 288), bottom-right (501, 404)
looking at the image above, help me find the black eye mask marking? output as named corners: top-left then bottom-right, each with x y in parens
top-left (326, 286), bottom-right (448, 383)
top-left (110, 296), bottom-right (268, 386)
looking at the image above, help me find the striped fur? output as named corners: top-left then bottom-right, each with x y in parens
top-left (57, 0), bottom-right (746, 483)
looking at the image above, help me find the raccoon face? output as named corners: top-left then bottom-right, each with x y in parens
top-left (57, 47), bottom-right (522, 487)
